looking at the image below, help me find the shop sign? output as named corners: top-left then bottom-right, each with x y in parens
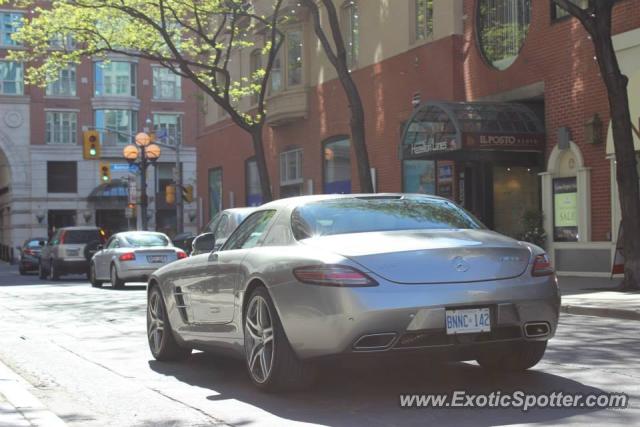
top-left (410, 137), bottom-right (458, 155)
top-left (464, 133), bottom-right (545, 151)
top-left (553, 177), bottom-right (578, 242)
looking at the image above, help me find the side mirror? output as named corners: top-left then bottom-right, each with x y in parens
top-left (39, 241), bottom-right (46, 247)
top-left (192, 232), bottom-right (216, 255)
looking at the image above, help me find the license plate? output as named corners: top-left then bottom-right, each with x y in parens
top-left (147, 255), bottom-right (167, 263)
top-left (66, 249), bottom-right (80, 256)
top-left (445, 308), bottom-right (491, 335)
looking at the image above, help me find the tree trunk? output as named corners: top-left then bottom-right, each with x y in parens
top-left (250, 126), bottom-right (273, 203)
top-left (592, 20), bottom-right (640, 290)
top-left (342, 72), bottom-right (374, 193)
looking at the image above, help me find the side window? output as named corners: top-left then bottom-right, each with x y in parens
top-left (107, 238), bottom-right (119, 249)
top-left (223, 210), bottom-right (276, 251)
top-left (206, 212), bottom-right (222, 233)
top-left (214, 214), bottom-right (230, 239)
top-left (50, 231), bottom-right (62, 245)
top-left (262, 223), bottom-right (291, 247)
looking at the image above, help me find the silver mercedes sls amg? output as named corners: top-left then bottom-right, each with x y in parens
top-left (146, 194), bottom-right (560, 391)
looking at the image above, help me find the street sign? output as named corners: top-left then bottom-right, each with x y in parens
top-left (111, 163), bottom-right (130, 172)
top-left (129, 164), bottom-right (140, 175)
top-left (156, 128), bottom-right (168, 140)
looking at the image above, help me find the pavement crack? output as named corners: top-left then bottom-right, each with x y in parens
top-left (147, 387), bottom-right (232, 427)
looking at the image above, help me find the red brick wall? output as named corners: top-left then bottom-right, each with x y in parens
top-left (197, 0), bottom-right (640, 241)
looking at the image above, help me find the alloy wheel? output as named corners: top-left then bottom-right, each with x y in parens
top-left (244, 295), bottom-right (275, 384)
top-left (147, 291), bottom-right (165, 356)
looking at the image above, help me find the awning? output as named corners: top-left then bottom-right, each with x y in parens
top-left (401, 101), bottom-right (546, 161)
top-left (87, 179), bottom-right (128, 208)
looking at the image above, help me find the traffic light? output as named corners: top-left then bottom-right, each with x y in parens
top-left (166, 184), bottom-right (176, 204)
top-left (99, 162), bottom-right (111, 183)
top-left (83, 131), bottom-right (101, 160)
top-left (182, 185), bottom-right (194, 203)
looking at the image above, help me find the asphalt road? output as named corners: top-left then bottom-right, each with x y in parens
top-left (0, 265), bottom-right (637, 427)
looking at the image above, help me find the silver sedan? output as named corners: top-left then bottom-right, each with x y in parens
top-left (146, 194), bottom-right (560, 391)
top-left (90, 231), bottom-right (187, 288)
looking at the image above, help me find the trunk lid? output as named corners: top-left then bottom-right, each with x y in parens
top-left (301, 229), bottom-right (531, 284)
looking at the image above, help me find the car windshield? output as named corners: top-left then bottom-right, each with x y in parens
top-left (124, 234), bottom-right (170, 247)
top-left (291, 196), bottom-right (483, 239)
top-left (64, 230), bottom-right (104, 244)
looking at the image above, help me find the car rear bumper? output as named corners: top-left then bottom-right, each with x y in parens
top-left (19, 256), bottom-right (40, 270)
top-left (54, 259), bottom-right (89, 274)
top-left (268, 274), bottom-right (560, 360)
top-left (118, 266), bottom-right (162, 281)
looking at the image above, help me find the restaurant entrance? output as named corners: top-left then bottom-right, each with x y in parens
top-left (401, 101), bottom-right (545, 238)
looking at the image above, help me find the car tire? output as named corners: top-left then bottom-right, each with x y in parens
top-left (48, 260), bottom-right (60, 281)
top-left (476, 340), bottom-right (548, 372)
top-left (89, 263), bottom-right (103, 288)
top-left (147, 285), bottom-right (191, 361)
top-left (38, 263), bottom-right (46, 280)
top-left (243, 286), bottom-right (316, 392)
top-left (19, 265), bottom-right (26, 275)
top-left (110, 264), bottom-right (125, 289)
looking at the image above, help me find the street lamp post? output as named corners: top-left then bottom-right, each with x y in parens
top-left (123, 133), bottom-right (161, 230)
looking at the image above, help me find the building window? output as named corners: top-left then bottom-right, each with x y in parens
top-left (1, 12), bottom-right (23, 47)
top-left (94, 61), bottom-right (137, 97)
top-left (153, 113), bottom-right (182, 146)
top-left (246, 158), bottom-right (263, 206)
top-left (95, 110), bottom-right (137, 145)
top-left (0, 61), bottom-right (23, 95)
top-left (415, 0), bottom-right (434, 41)
top-left (208, 168), bottom-right (223, 220)
top-left (46, 112), bottom-right (77, 145)
top-left (250, 49), bottom-right (262, 105)
top-left (47, 161), bottom-right (77, 193)
top-left (403, 160), bottom-right (436, 194)
top-left (49, 34), bottom-right (75, 50)
top-left (152, 67), bottom-right (182, 100)
top-left (46, 66), bottom-right (77, 97)
top-left (280, 148), bottom-right (303, 197)
top-left (287, 29), bottom-right (303, 86)
top-left (270, 49), bottom-right (283, 93)
top-left (341, 1), bottom-right (359, 69)
top-left (477, 0), bottom-right (532, 70)
top-left (551, 0), bottom-right (588, 20)
top-left (323, 138), bottom-right (351, 194)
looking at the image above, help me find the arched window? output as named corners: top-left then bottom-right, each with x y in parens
top-left (477, 0), bottom-right (531, 70)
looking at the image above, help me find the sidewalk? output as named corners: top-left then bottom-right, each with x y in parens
top-left (0, 360), bottom-right (66, 427)
top-left (558, 276), bottom-right (640, 321)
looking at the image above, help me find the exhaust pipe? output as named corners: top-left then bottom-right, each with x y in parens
top-left (353, 333), bottom-right (396, 350)
top-left (524, 322), bottom-right (550, 338)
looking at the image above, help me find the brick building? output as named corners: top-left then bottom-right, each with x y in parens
top-left (196, 0), bottom-right (640, 276)
top-left (0, 6), bottom-right (200, 256)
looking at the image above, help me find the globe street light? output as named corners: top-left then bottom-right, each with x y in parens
top-left (122, 133), bottom-right (160, 230)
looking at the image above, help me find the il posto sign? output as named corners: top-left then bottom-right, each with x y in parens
top-left (464, 133), bottom-right (545, 151)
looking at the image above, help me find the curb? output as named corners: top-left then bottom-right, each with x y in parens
top-left (561, 304), bottom-right (640, 321)
top-left (0, 359), bottom-right (67, 427)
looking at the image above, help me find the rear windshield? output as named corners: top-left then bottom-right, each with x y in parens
top-left (291, 197), bottom-right (482, 239)
top-left (64, 230), bottom-right (104, 244)
top-left (26, 239), bottom-right (44, 248)
top-left (124, 234), bottom-right (170, 247)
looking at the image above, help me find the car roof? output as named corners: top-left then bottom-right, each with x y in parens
top-left (57, 226), bottom-right (102, 231)
top-left (113, 231), bottom-right (170, 239)
top-left (260, 193), bottom-right (449, 210)
top-left (224, 207), bottom-right (258, 215)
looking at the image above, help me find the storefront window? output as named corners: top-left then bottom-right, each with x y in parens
top-left (208, 168), bottom-right (223, 221)
top-left (477, 0), bottom-right (532, 70)
top-left (324, 138), bottom-right (351, 194)
top-left (403, 160), bottom-right (436, 194)
top-left (553, 177), bottom-right (578, 242)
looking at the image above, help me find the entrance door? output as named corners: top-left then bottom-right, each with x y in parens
top-left (493, 166), bottom-right (541, 238)
top-left (47, 210), bottom-right (76, 237)
top-left (462, 163), bottom-right (494, 229)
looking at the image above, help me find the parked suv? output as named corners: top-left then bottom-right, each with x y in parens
top-left (39, 227), bottom-right (106, 280)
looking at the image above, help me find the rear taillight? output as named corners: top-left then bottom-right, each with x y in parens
top-left (23, 249), bottom-right (34, 256)
top-left (59, 231), bottom-right (66, 244)
top-left (119, 252), bottom-right (136, 261)
top-left (532, 254), bottom-right (554, 276)
top-left (177, 251), bottom-right (187, 259)
top-left (293, 265), bottom-right (378, 287)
